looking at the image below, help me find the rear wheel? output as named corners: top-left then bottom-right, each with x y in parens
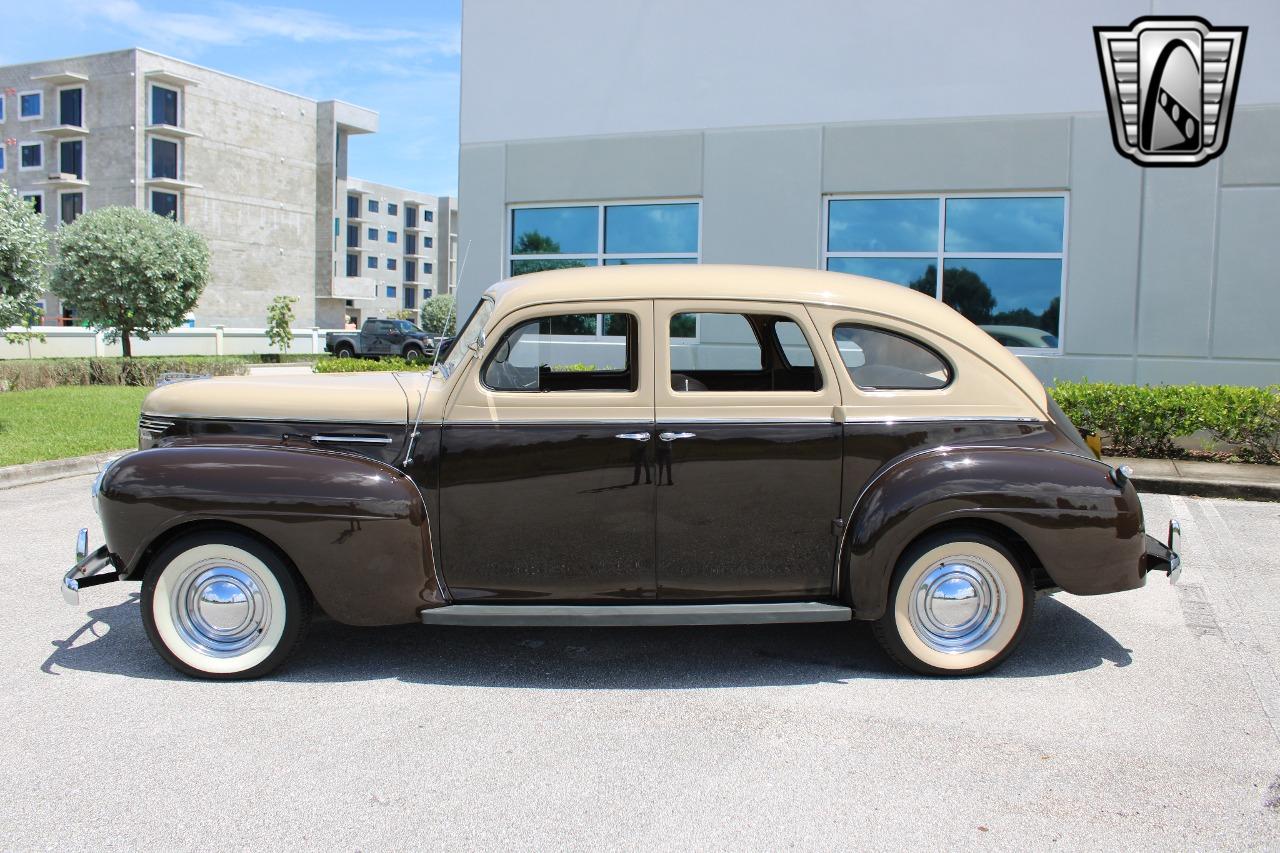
top-left (334, 343), bottom-right (355, 359)
top-left (141, 531), bottom-right (311, 679)
top-left (872, 530), bottom-right (1032, 676)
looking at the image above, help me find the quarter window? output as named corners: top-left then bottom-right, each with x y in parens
top-left (669, 312), bottom-right (821, 392)
top-left (833, 324), bottom-right (951, 391)
top-left (508, 201), bottom-right (701, 276)
top-left (483, 312), bottom-right (636, 393)
top-left (824, 195), bottom-right (1066, 350)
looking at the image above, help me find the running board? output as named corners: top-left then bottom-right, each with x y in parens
top-left (419, 602), bottom-right (853, 627)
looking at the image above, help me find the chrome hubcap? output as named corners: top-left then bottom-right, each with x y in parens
top-left (172, 560), bottom-right (271, 657)
top-left (909, 558), bottom-right (1006, 654)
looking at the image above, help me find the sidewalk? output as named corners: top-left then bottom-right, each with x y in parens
top-left (1110, 456), bottom-right (1280, 501)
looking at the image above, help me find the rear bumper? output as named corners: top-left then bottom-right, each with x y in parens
top-left (61, 528), bottom-right (120, 605)
top-left (1142, 520), bottom-right (1182, 585)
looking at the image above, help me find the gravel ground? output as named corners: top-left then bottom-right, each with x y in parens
top-left (2, 475), bottom-right (1278, 850)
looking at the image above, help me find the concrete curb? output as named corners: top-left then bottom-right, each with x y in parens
top-left (0, 452), bottom-right (123, 490)
top-left (1130, 474), bottom-right (1280, 502)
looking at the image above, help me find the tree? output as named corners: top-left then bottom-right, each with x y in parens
top-left (909, 264), bottom-right (997, 325)
top-left (266, 295), bottom-right (297, 356)
top-left (420, 294), bottom-right (456, 336)
top-left (0, 181), bottom-right (50, 331)
top-left (52, 206), bottom-right (210, 356)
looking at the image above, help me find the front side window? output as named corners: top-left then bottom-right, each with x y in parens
top-left (508, 201), bottom-right (700, 276)
top-left (150, 138), bottom-right (179, 179)
top-left (151, 86), bottom-right (179, 126)
top-left (669, 312), bottom-right (821, 393)
top-left (19, 91), bottom-right (41, 120)
top-left (20, 142), bottom-right (42, 170)
top-left (483, 312), bottom-right (636, 393)
top-left (833, 324), bottom-right (951, 391)
top-left (150, 190), bottom-right (178, 220)
top-left (825, 195), bottom-right (1065, 350)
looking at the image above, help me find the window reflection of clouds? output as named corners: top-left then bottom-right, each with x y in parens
top-left (826, 257), bottom-right (935, 288)
top-left (828, 199), bottom-right (937, 252)
top-left (605, 203), bottom-right (699, 254)
top-left (945, 259), bottom-right (1061, 313)
top-left (944, 198), bottom-right (1064, 253)
top-left (511, 206), bottom-right (598, 254)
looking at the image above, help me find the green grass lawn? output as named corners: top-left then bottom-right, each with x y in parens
top-left (0, 386), bottom-right (150, 467)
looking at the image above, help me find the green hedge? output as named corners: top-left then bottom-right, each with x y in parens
top-left (0, 356), bottom-right (251, 390)
top-left (1051, 381), bottom-right (1280, 463)
top-left (313, 356), bottom-right (431, 373)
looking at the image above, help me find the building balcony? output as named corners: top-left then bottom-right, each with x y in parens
top-left (42, 173), bottom-right (89, 189)
top-left (146, 123), bottom-right (202, 139)
top-left (145, 176), bottom-right (202, 191)
top-left (33, 124), bottom-right (90, 138)
top-left (31, 71), bottom-right (89, 85)
top-left (144, 69), bottom-right (200, 88)
top-left (330, 276), bottom-right (378, 301)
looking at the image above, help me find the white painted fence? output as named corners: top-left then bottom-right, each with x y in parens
top-left (0, 326), bottom-right (345, 360)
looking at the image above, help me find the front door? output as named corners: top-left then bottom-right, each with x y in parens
top-left (653, 300), bottom-right (844, 600)
top-left (439, 300), bottom-right (657, 601)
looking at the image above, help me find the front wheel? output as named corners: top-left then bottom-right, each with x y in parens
top-left (872, 530), bottom-right (1033, 676)
top-left (402, 345), bottom-right (424, 363)
top-left (141, 531), bottom-right (311, 679)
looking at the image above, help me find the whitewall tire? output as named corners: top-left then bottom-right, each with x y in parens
top-left (141, 531), bottom-right (311, 679)
top-left (873, 530), bottom-right (1033, 676)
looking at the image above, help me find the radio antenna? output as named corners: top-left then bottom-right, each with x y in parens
top-left (404, 239), bottom-right (470, 466)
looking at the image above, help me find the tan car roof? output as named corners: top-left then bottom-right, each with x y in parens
top-left (483, 265), bottom-right (1049, 415)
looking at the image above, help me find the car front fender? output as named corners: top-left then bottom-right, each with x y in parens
top-left (838, 446), bottom-right (1146, 620)
top-left (98, 445), bottom-right (443, 625)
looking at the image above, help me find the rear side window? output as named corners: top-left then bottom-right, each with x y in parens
top-left (483, 312), bottom-right (636, 392)
top-left (834, 324), bottom-right (951, 390)
top-left (669, 312), bottom-right (821, 392)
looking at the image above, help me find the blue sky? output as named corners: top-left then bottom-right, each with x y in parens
top-left (2, 0), bottom-right (461, 195)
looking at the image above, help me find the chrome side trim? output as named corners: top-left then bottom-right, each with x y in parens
top-left (446, 418), bottom-right (654, 426)
top-left (419, 601), bottom-right (853, 627)
top-left (141, 412), bottom-right (410, 426)
top-left (840, 416), bottom-right (1043, 424)
top-left (309, 435), bottom-right (394, 446)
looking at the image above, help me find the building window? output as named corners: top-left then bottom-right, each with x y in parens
top-left (59, 87), bottom-right (83, 127)
top-left (423, 209), bottom-right (433, 222)
top-left (405, 206), bottom-right (417, 228)
top-left (423, 262), bottom-right (432, 274)
top-left (60, 139), bottom-right (83, 179)
top-left (19, 142), bottom-right (42, 171)
top-left (19, 91), bottom-right (42, 120)
top-left (151, 85), bottom-right (179, 127)
top-left (367, 227), bottom-right (378, 241)
top-left (423, 236), bottom-right (433, 249)
top-left (386, 230), bottom-right (397, 244)
top-left (346, 253), bottom-right (360, 277)
top-left (404, 287), bottom-right (416, 310)
top-left (0, 97), bottom-right (5, 122)
top-left (385, 285), bottom-right (396, 299)
top-left (367, 255), bottom-right (377, 269)
top-left (405, 233), bottom-right (417, 255)
top-left (22, 192), bottom-right (43, 215)
top-left (59, 192), bottom-right (83, 225)
top-left (346, 194), bottom-right (360, 219)
top-left (387, 202), bottom-right (398, 216)
top-left (823, 194), bottom-right (1067, 350)
top-left (508, 201), bottom-right (701, 276)
top-left (150, 190), bottom-right (179, 220)
top-left (150, 137), bottom-right (179, 179)
top-left (346, 223), bottom-right (359, 248)
top-left (368, 198), bottom-right (379, 214)
top-left (387, 258), bottom-right (397, 271)
top-left (0, 148), bottom-right (4, 171)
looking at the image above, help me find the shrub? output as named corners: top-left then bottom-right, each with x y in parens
top-left (1051, 381), bottom-right (1280, 463)
top-left (313, 356), bottom-right (430, 373)
top-left (0, 356), bottom-right (250, 390)
top-left (265, 296), bottom-right (298, 357)
top-left (0, 180), bottom-right (50, 331)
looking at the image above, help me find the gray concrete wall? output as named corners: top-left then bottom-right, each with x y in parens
top-left (458, 105), bottom-right (1280, 387)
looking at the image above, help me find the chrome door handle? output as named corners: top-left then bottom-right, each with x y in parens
top-left (615, 432), bottom-right (651, 442)
top-left (310, 435), bottom-right (393, 445)
top-left (659, 431), bottom-right (696, 442)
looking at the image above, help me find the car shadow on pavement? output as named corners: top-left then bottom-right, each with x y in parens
top-left (43, 593), bottom-right (1132, 685)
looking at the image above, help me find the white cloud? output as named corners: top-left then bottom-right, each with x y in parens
top-left (69, 0), bottom-right (459, 54)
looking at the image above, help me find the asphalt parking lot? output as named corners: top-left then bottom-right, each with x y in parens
top-left (3, 475), bottom-right (1279, 850)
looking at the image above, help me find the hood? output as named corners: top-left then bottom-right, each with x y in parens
top-left (142, 372), bottom-right (411, 423)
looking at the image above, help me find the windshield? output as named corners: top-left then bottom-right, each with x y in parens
top-left (440, 297), bottom-right (494, 378)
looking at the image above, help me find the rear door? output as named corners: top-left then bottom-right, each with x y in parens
top-left (654, 300), bottom-right (844, 600)
top-left (439, 300), bottom-right (658, 601)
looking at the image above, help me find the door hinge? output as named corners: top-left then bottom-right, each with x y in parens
top-left (831, 518), bottom-right (845, 537)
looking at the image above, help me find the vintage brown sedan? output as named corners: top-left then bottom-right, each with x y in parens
top-left (63, 265), bottom-right (1180, 678)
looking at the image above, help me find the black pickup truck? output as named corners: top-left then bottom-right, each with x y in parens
top-left (325, 319), bottom-right (438, 362)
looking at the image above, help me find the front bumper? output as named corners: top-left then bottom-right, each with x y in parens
top-left (61, 527), bottom-right (120, 605)
top-left (1143, 520), bottom-right (1182, 585)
